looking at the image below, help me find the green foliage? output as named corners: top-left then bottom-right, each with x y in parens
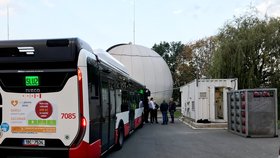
top-left (210, 13), bottom-right (280, 89)
top-left (152, 41), bottom-right (184, 74)
top-left (174, 110), bottom-right (182, 118)
top-left (209, 12), bottom-right (280, 119)
top-left (185, 37), bottom-right (217, 79)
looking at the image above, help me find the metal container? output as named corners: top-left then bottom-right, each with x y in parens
top-left (227, 89), bottom-right (278, 137)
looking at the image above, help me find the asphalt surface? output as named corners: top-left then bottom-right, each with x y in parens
top-left (105, 118), bottom-right (280, 158)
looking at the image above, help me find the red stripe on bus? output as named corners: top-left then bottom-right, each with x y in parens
top-left (134, 116), bottom-right (142, 128)
top-left (124, 123), bottom-right (130, 137)
top-left (114, 129), bottom-right (118, 144)
top-left (89, 140), bottom-right (101, 158)
top-left (69, 140), bottom-right (101, 158)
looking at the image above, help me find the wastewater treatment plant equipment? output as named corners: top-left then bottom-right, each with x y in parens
top-left (227, 89), bottom-right (278, 137)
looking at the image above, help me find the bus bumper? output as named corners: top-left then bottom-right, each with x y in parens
top-left (0, 146), bottom-right (69, 158)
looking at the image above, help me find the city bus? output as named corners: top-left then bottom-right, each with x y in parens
top-left (0, 38), bottom-right (149, 158)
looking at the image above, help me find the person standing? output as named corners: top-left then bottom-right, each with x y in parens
top-left (139, 100), bottom-right (143, 108)
top-left (160, 100), bottom-right (169, 125)
top-left (154, 101), bottom-right (159, 124)
top-left (148, 97), bottom-right (156, 124)
top-left (169, 98), bottom-right (176, 123)
top-left (143, 98), bottom-right (149, 123)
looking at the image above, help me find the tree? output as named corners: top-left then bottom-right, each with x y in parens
top-left (174, 43), bottom-right (196, 86)
top-left (173, 36), bottom-right (217, 88)
top-left (209, 12), bottom-right (280, 119)
top-left (210, 11), bottom-right (280, 89)
top-left (152, 41), bottom-right (184, 74)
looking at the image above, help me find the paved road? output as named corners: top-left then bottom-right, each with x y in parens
top-left (105, 118), bottom-right (280, 158)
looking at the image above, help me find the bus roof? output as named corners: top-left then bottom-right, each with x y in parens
top-left (0, 37), bottom-right (92, 61)
top-left (94, 49), bottom-right (129, 76)
top-left (0, 38), bottom-right (92, 69)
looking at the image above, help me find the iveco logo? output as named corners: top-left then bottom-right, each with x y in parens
top-left (25, 89), bottom-right (40, 93)
top-left (17, 47), bottom-right (35, 55)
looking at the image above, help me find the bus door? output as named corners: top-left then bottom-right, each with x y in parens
top-left (109, 86), bottom-right (116, 147)
top-left (100, 76), bottom-right (110, 152)
top-left (129, 94), bottom-right (135, 130)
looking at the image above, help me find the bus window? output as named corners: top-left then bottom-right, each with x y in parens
top-left (87, 61), bottom-right (99, 99)
top-left (87, 61), bottom-right (101, 143)
top-left (110, 89), bottom-right (116, 116)
top-left (121, 91), bottom-right (129, 112)
top-left (136, 95), bottom-right (140, 108)
top-left (87, 62), bottom-right (100, 119)
top-left (101, 82), bottom-right (109, 117)
top-left (116, 89), bottom-right (122, 113)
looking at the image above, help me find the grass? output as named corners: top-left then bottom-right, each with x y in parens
top-left (174, 111), bottom-right (182, 118)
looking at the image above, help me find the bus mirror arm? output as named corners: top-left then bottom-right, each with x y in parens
top-left (102, 69), bottom-right (111, 73)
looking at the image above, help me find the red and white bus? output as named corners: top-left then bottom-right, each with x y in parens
top-left (0, 38), bottom-right (149, 158)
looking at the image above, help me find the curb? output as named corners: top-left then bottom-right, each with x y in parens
top-left (180, 117), bottom-right (228, 130)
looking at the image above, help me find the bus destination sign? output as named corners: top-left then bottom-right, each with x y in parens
top-left (25, 76), bottom-right (40, 87)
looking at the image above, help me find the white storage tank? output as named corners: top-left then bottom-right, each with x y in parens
top-left (107, 44), bottom-right (173, 104)
top-left (180, 78), bottom-right (238, 123)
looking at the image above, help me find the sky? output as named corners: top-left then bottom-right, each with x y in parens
top-left (0, 0), bottom-right (280, 50)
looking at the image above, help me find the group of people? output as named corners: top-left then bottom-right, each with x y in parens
top-left (148, 97), bottom-right (159, 123)
top-left (145, 97), bottom-right (176, 125)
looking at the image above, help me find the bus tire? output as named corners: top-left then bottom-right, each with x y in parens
top-left (116, 124), bottom-right (124, 150)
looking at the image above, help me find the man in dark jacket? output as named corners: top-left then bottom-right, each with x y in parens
top-left (169, 98), bottom-right (176, 123)
top-left (160, 100), bottom-right (169, 125)
top-left (154, 102), bottom-right (159, 124)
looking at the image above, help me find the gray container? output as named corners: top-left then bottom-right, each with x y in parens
top-left (227, 89), bottom-right (278, 137)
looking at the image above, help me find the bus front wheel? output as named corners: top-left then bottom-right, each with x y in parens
top-left (116, 125), bottom-right (124, 150)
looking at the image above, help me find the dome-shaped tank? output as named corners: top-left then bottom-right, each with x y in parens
top-left (107, 44), bottom-right (173, 104)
